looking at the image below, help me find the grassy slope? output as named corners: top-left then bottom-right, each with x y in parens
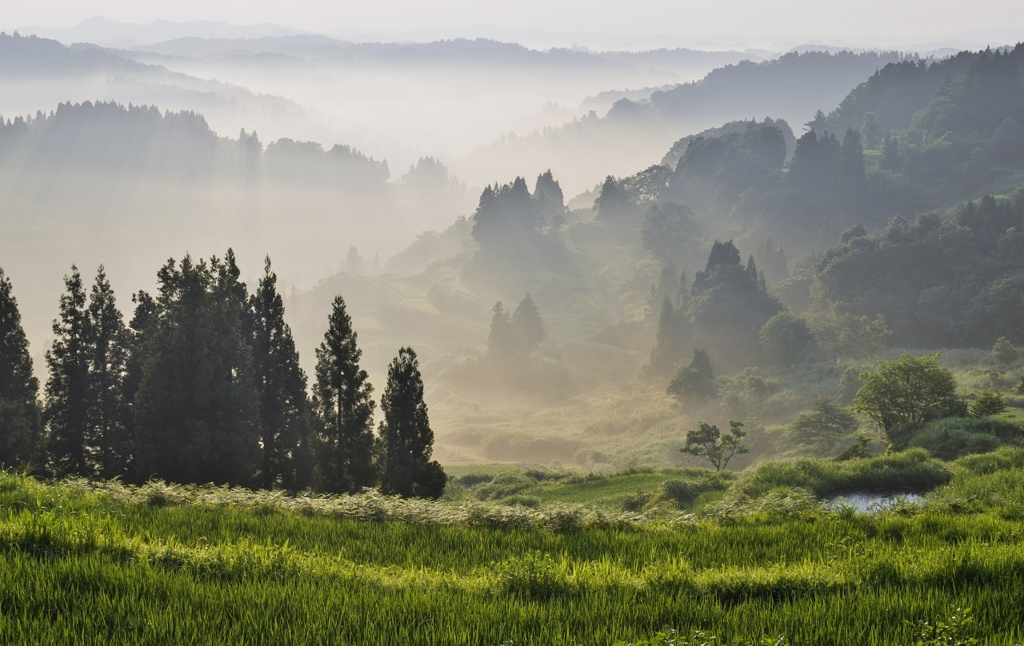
top-left (3, 449), bottom-right (1024, 644)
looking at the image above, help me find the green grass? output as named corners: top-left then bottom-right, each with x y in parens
top-left (3, 452), bottom-right (1024, 644)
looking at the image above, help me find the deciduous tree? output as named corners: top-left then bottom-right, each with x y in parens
top-left (853, 353), bottom-right (963, 449)
top-left (680, 420), bottom-right (748, 471)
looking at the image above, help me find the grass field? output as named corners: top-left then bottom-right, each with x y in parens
top-left (3, 448), bottom-right (1024, 644)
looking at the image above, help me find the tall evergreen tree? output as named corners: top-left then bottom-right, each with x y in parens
top-left (86, 266), bottom-right (131, 478)
top-left (45, 266), bottom-right (92, 476)
top-left (250, 257), bottom-right (311, 490)
top-left (511, 294), bottom-right (545, 353)
top-left (487, 301), bottom-right (514, 357)
top-left (650, 296), bottom-right (685, 374)
top-left (379, 347), bottom-right (446, 499)
top-left (0, 268), bottom-right (41, 468)
top-left (840, 127), bottom-right (866, 185)
top-left (122, 289), bottom-right (155, 482)
top-left (313, 295), bottom-right (376, 493)
top-left (133, 255), bottom-right (260, 486)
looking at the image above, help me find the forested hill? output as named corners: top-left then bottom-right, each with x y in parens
top-left (0, 31), bottom-right (144, 76)
top-left (640, 50), bottom-right (905, 128)
top-left (822, 44), bottom-right (1024, 136)
top-left (0, 101), bottom-right (389, 187)
top-left (461, 50), bottom-right (904, 195)
top-left (783, 188), bottom-right (1024, 348)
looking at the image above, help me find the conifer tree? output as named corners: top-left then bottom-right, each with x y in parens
top-left (122, 289), bottom-right (155, 482)
top-left (0, 268), bottom-right (41, 468)
top-left (487, 302), bottom-right (514, 357)
top-left (379, 347), bottom-right (446, 499)
top-left (250, 257), bottom-right (311, 490)
top-left (511, 294), bottom-right (545, 353)
top-left (45, 266), bottom-right (92, 476)
top-left (86, 266), bottom-right (131, 478)
top-left (313, 295), bottom-right (376, 493)
top-left (134, 255), bottom-right (259, 486)
top-left (650, 296), bottom-right (685, 374)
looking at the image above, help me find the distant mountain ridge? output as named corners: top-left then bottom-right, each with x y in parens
top-left (6, 16), bottom-right (305, 48)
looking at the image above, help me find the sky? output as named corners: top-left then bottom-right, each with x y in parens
top-left (5, 0), bottom-right (1024, 50)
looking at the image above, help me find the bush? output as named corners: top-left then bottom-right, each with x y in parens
top-left (730, 449), bottom-right (952, 499)
top-left (910, 417), bottom-right (1023, 460)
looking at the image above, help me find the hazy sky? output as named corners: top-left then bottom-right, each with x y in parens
top-left (6, 0), bottom-right (1023, 49)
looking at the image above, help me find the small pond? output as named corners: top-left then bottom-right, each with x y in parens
top-left (826, 492), bottom-right (926, 513)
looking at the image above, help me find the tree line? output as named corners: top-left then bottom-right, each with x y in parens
top-left (0, 253), bottom-right (444, 498)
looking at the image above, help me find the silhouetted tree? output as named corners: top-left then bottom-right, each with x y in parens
top-left (681, 420), bottom-right (748, 471)
top-left (511, 294), bottom-right (545, 353)
top-left (133, 255), bottom-right (260, 486)
top-left (534, 169), bottom-right (567, 228)
top-left (840, 127), bottom-right (866, 186)
top-left (0, 268), bottom-right (41, 468)
top-left (251, 257), bottom-right (312, 490)
top-left (487, 302), bottom-right (515, 357)
top-left (666, 349), bottom-right (716, 403)
top-left (650, 296), bottom-right (685, 375)
top-left (86, 266), bottom-right (131, 478)
top-left (379, 347), bottom-right (446, 499)
top-left (45, 266), bottom-right (92, 476)
top-left (313, 295), bottom-right (376, 493)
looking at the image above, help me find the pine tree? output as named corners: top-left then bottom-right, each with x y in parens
top-left (379, 347), bottom-right (446, 499)
top-left (122, 289), bottom-right (155, 482)
top-left (650, 296), bottom-right (684, 374)
top-left (0, 268), bottom-right (41, 468)
top-left (487, 302), bottom-right (514, 357)
top-left (511, 294), bottom-right (545, 353)
top-left (250, 257), bottom-right (311, 490)
top-left (313, 295), bottom-right (376, 493)
top-left (86, 266), bottom-right (131, 478)
top-left (133, 255), bottom-right (260, 486)
top-left (45, 266), bottom-right (92, 476)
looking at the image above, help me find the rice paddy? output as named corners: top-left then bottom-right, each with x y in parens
top-left (2, 449), bottom-right (1024, 644)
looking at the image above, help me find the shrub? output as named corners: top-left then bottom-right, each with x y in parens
top-left (910, 417), bottom-right (1023, 460)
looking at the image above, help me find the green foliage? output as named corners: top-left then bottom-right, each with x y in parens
top-left (133, 253), bottom-right (260, 487)
top-left (3, 456), bottom-right (1024, 644)
top-left (0, 267), bottom-right (40, 469)
top-left (909, 607), bottom-right (979, 646)
top-left (991, 337), bottom-right (1020, 369)
top-left (970, 391), bottom-right (1007, 417)
top-left (854, 353), bottom-right (962, 449)
top-left (758, 312), bottom-right (813, 366)
top-left (787, 397), bottom-right (860, 456)
top-left (650, 296), bottom-right (686, 375)
top-left (681, 421), bottom-right (748, 472)
top-left (380, 347), bottom-right (446, 499)
top-left (666, 349), bottom-right (716, 403)
top-left (729, 448), bottom-right (952, 500)
top-left (909, 417), bottom-right (1023, 460)
top-left (313, 295), bottom-right (376, 493)
top-left (86, 266), bottom-right (132, 479)
top-left (640, 201), bottom-right (697, 263)
top-left (488, 294), bottom-right (546, 357)
top-left (250, 258), bottom-right (311, 490)
top-left (44, 265), bottom-right (92, 476)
